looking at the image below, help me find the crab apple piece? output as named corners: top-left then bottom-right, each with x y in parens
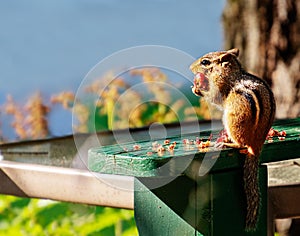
top-left (164, 139), bottom-right (170, 145)
top-left (279, 130), bottom-right (286, 137)
top-left (133, 144), bottom-right (141, 151)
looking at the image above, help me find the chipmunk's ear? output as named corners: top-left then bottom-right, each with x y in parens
top-left (219, 48), bottom-right (239, 65)
top-left (227, 48), bottom-right (239, 57)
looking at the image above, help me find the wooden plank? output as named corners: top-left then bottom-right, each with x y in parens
top-left (134, 178), bottom-right (204, 236)
top-left (0, 160), bottom-right (134, 209)
top-left (88, 129), bottom-right (240, 176)
top-left (211, 165), bottom-right (268, 235)
top-left (89, 118), bottom-right (300, 176)
top-left (266, 158), bottom-right (300, 186)
top-left (269, 184), bottom-right (300, 219)
top-left (134, 165), bottom-right (268, 235)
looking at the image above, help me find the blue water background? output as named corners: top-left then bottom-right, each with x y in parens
top-left (0, 0), bottom-right (225, 138)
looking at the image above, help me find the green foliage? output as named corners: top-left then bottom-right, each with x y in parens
top-left (76, 68), bottom-right (204, 133)
top-left (0, 195), bottom-right (138, 236)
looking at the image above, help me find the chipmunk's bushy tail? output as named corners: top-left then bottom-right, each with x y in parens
top-left (244, 153), bottom-right (260, 231)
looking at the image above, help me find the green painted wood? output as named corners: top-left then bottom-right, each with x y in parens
top-left (134, 165), bottom-right (268, 235)
top-left (210, 165), bottom-right (268, 235)
top-left (88, 118), bottom-right (300, 176)
top-left (134, 177), bottom-right (204, 236)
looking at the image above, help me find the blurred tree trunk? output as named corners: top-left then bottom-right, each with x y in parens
top-left (222, 0), bottom-right (300, 118)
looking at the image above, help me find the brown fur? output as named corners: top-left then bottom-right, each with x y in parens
top-left (190, 48), bottom-right (276, 230)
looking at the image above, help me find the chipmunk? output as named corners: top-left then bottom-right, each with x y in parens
top-left (190, 48), bottom-right (276, 231)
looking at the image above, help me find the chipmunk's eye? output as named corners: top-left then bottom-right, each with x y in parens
top-left (200, 59), bottom-right (211, 66)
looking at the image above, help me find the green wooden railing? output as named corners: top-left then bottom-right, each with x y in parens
top-left (89, 118), bottom-right (300, 236)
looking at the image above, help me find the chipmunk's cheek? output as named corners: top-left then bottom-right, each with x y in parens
top-left (192, 73), bottom-right (209, 96)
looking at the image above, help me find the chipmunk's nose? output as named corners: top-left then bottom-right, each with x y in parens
top-left (189, 60), bottom-right (199, 74)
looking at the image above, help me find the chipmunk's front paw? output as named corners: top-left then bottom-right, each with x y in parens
top-left (215, 129), bottom-right (230, 148)
top-left (214, 141), bottom-right (226, 149)
top-left (215, 129), bottom-right (244, 150)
